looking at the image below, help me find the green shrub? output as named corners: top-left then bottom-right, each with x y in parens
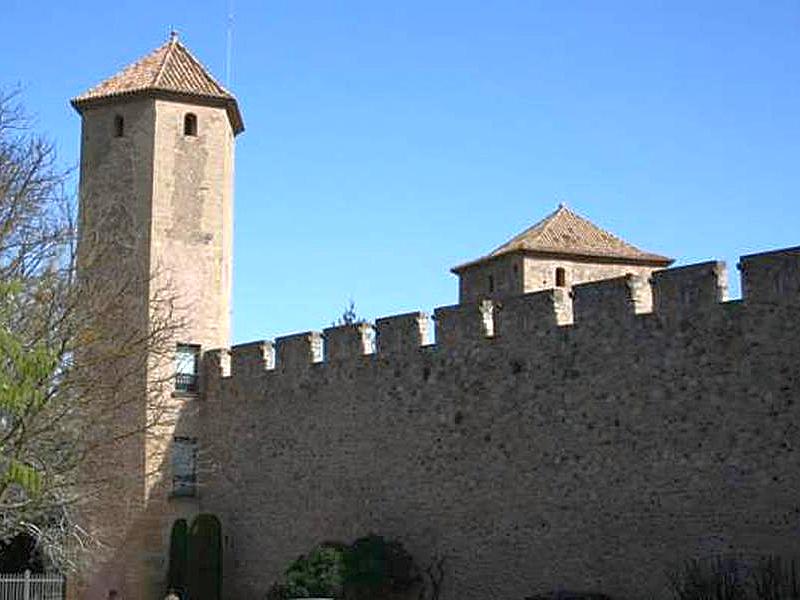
top-left (342, 535), bottom-right (419, 600)
top-left (266, 543), bottom-right (347, 599)
top-left (266, 535), bottom-right (420, 600)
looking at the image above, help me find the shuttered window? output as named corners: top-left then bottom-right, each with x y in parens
top-left (172, 436), bottom-right (197, 497)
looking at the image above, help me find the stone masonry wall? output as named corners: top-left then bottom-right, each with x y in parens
top-left (200, 247), bottom-right (800, 600)
top-left (75, 98), bottom-right (156, 599)
top-left (143, 98), bottom-right (235, 599)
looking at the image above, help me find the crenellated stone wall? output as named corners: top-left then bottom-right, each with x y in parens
top-left (198, 247), bottom-right (800, 600)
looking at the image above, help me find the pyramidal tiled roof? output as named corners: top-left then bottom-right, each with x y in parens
top-left (71, 34), bottom-right (243, 133)
top-left (452, 204), bottom-right (673, 272)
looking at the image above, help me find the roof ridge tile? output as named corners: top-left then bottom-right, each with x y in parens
top-left (152, 38), bottom-right (175, 88)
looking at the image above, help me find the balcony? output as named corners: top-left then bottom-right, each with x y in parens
top-left (171, 474), bottom-right (197, 497)
top-left (175, 372), bottom-right (199, 394)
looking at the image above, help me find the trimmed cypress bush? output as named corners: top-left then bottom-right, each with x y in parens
top-left (167, 519), bottom-right (188, 596)
top-left (188, 513), bottom-right (223, 600)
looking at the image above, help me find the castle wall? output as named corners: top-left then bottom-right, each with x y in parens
top-left (199, 249), bottom-right (800, 600)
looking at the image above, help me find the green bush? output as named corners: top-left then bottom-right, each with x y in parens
top-left (266, 535), bottom-right (420, 600)
top-left (266, 543), bottom-right (347, 599)
top-left (342, 535), bottom-right (419, 600)
top-left (188, 513), bottom-right (223, 600)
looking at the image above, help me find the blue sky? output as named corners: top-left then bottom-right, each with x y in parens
top-left (3, 1), bottom-right (799, 343)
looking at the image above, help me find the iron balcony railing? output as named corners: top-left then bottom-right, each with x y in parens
top-left (175, 372), bottom-right (199, 394)
top-left (172, 474), bottom-right (197, 497)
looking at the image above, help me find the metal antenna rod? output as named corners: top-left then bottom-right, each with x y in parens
top-left (226, 0), bottom-right (234, 87)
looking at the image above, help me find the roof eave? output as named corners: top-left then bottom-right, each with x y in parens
top-left (71, 88), bottom-right (245, 135)
top-left (451, 248), bottom-right (674, 274)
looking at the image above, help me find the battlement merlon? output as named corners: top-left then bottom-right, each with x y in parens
top-left (275, 331), bottom-right (323, 370)
top-left (375, 312), bottom-right (429, 355)
top-left (651, 262), bottom-right (728, 317)
top-left (324, 323), bottom-right (374, 362)
top-left (739, 246), bottom-right (800, 304)
top-left (231, 340), bottom-right (275, 377)
top-left (494, 287), bottom-right (571, 340)
top-left (433, 300), bottom-right (494, 348)
top-left (201, 246), bottom-right (800, 384)
top-left (572, 274), bottom-right (651, 327)
top-left (202, 348), bottom-right (231, 398)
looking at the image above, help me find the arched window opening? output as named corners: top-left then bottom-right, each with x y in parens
top-left (114, 115), bottom-right (124, 138)
top-left (555, 267), bottom-right (566, 288)
top-left (184, 113), bottom-right (198, 136)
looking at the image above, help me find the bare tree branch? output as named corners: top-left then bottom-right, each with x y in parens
top-left (0, 88), bottom-right (184, 572)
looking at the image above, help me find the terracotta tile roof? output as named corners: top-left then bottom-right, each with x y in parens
top-left (71, 35), bottom-right (243, 133)
top-left (452, 204), bottom-right (673, 272)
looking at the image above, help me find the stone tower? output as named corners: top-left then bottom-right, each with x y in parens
top-left (71, 34), bottom-right (243, 599)
top-left (451, 204), bottom-right (673, 305)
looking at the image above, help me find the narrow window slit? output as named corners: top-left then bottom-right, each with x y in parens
top-left (184, 113), bottom-right (198, 136)
top-left (555, 267), bottom-right (566, 287)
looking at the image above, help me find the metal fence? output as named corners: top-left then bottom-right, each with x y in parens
top-left (0, 571), bottom-right (65, 600)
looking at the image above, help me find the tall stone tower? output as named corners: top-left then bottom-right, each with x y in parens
top-left (71, 34), bottom-right (243, 599)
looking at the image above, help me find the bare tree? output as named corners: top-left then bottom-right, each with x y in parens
top-left (0, 89), bottom-right (183, 572)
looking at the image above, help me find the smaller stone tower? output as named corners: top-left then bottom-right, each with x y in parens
top-left (451, 204), bottom-right (673, 304)
top-left (71, 34), bottom-right (243, 599)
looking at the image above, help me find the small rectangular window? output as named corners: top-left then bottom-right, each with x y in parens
top-left (555, 267), bottom-right (566, 288)
top-left (175, 344), bottom-right (200, 393)
top-left (114, 115), bottom-right (124, 138)
top-left (184, 113), bottom-right (198, 136)
top-left (171, 436), bottom-right (197, 497)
